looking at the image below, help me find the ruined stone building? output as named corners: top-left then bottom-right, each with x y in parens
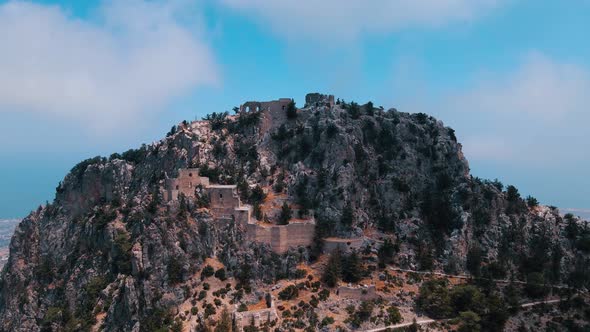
top-left (239, 98), bottom-right (292, 113)
top-left (206, 184), bottom-right (252, 226)
top-left (323, 237), bottom-right (365, 254)
top-left (233, 299), bottom-right (278, 331)
top-left (162, 168), bottom-right (209, 201)
top-left (304, 93), bottom-right (335, 108)
top-left (337, 285), bottom-right (378, 301)
top-left (162, 168), bottom-right (315, 254)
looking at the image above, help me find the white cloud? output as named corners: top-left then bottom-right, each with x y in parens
top-left (446, 53), bottom-right (590, 165)
top-left (451, 53), bottom-right (590, 122)
top-left (0, 0), bottom-right (219, 133)
top-left (219, 0), bottom-right (503, 42)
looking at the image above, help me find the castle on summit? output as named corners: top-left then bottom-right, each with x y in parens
top-left (239, 93), bottom-right (335, 113)
top-left (304, 93), bottom-right (334, 108)
top-left (239, 98), bottom-right (292, 113)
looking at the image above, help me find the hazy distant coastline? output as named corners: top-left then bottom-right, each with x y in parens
top-left (0, 219), bottom-right (20, 269)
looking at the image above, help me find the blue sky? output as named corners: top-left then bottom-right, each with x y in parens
top-left (0, 0), bottom-right (589, 218)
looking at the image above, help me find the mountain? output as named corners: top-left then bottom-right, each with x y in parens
top-left (0, 94), bottom-right (588, 331)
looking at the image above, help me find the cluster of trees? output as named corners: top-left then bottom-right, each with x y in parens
top-left (345, 301), bottom-right (374, 327)
top-left (204, 111), bottom-right (228, 130)
top-left (322, 250), bottom-right (366, 287)
top-left (341, 100), bottom-right (375, 120)
top-left (417, 279), bottom-right (509, 331)
top-left (421, 173), bottom-right (461, 236)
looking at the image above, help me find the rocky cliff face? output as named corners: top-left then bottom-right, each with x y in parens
top-left (0, 97), bottom-right (587, 331)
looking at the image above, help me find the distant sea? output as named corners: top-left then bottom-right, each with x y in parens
top-left (0, 219), bottom-right (20, 268)
top-left (560, 208), bottom-right (590, 222)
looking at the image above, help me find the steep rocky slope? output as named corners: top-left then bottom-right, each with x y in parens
top-left (0, 96), bottom-right (588, 331)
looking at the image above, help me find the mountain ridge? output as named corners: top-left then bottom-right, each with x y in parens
top-left (0, 94), bottom-right (588, 331)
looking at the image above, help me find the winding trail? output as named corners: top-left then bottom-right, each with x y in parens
top-left (357, 268), bottom-right (580, 331)
top-left (360, 298), bottom-right (564, 332)
top-left (388, 267), bottom-right (571, 289)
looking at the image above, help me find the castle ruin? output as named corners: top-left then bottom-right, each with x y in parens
top-left (162, 168), bottom-right (315, 254)
top-left (337, 285), bottom-right (378, 301)
top-left (163, 168), bottom-right (209, 201)
top-left (304, 93), bottom-right (335, 108)
top-left (233, 298), bottom-right (278, 331)
top-left (240, 98), bottom-right (292, 113)
top-left (323, 237), bottom-right (365, 254)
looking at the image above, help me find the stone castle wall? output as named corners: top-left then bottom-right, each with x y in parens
top-left (337, 285), bottom-right (377, 301)
top-left (163, 167), bottom-right (315, 254)
top-left (247, 222), bottom-right (315, 253)
top-left (234, 301), bottom-right (278, 331)
top-left (240, 98), bottom-right (292, 113)
top-left (323, 237), bottom-right (365, 254)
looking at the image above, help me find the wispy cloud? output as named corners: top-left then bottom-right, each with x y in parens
top-left (219, 0), bottom-right (504, 42)
top-left (0, 0), bottom-right (219, 134)
top-left (447, 53), bottom-right (590, 165)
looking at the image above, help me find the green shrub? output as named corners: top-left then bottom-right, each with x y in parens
top-left (320, 316), bottom-right (335, 327)
top-left (278, 285), bottom-right (299, 300)
top-left (457, 311), bottom-right (481, 332)
top-left (386, 305), bottom-right (402, 325)
top-left (202, 265), bottom-right (215, 279)
top-left (215, 268), bottom-right (227, 281)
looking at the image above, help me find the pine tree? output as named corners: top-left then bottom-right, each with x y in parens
top-left (214, 307), bottom-right (232, 332)
top-left (342, 251), bottom-right (363, 283)
top-left (287, 100), bottom-right (297, 119)
top-left (278, 202), bottom-right (292, 225)
top-left (253, 203), bottom-right (263, 221)
top-left (323, 250), bottom-right (342, 287)
top-left (378, 239), bottom-right (398, 268)
top-left (341, 202), bottom-right (354, 227)
top-left (366, 101), bottom-right (374, 116)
